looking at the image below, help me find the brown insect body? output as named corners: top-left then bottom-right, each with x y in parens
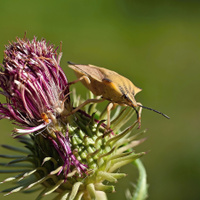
top-left (68, 62), bottom-right (169, 128)
top-left (68, 64), bottom-right (142, 107)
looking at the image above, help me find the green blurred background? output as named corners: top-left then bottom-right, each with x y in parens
top-left (0, 1), bottom-right (200, 200)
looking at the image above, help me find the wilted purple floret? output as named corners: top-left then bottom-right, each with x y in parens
top-left (0, 37), bottom-right (69, 134)
top-left (50, 131), bottom-right (88, 178)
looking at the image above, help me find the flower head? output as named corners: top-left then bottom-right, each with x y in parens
top-left (0, 37), bottom-right (69, 135)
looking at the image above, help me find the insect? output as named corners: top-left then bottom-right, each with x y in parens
top-left (41, 112), bottom-right (50, 124)
top-left (67, 62), bottom-right (169, 128)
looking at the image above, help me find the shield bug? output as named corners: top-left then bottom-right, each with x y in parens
top-left (67, 62), bottom-right (169, 128)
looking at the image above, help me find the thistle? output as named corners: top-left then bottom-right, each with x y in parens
top-left (0, 37), bottom-right (147, 200)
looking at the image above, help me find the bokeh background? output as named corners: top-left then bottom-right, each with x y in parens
top-left (0, 1), bottom-right (200, 200)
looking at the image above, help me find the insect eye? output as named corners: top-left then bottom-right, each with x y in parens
top-left (122, 94), bottom-right (128, 99)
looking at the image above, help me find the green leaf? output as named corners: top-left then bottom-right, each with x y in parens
top-left (127, 159), bottom-right (148, 200)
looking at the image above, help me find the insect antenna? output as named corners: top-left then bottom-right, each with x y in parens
top-left (138, 105), bottom-right (170, 119)
top-left (68, 61), bottom-right (77, 65)
top-left (131, 105), bottom-right (139, 120)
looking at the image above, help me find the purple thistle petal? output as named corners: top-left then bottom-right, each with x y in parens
top-left (13, 122), bottom-right (49, 137)
top-left (50, 131), bottom-right (88, 178)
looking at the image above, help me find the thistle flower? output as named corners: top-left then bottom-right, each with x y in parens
top-left (0, 37), bottom-right (70, 136)
top-left (0, 37), bottom-right (147, 200)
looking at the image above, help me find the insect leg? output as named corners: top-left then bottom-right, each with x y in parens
top-left (136, 102), bottom-right (143, 129)
top-left (67, 98), bottom-right (105, 116)
top-left (68, 75), bottom-right (91, 86)
top-left (106, 102), bottom-right (115, 129)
